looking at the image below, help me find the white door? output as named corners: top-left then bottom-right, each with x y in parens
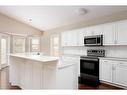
top-left (116, 20), bottom-right (127, 45)
top-left (0, 35), bottom-right (9, 69)
top-left (113, 61), bottom-right (127, 87)
top-left (50, 34), bottom-right (60, 56)
top-left (99, 60), bottom-right (112, 83)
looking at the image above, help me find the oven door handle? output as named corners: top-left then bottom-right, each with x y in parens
top-left (80, 58), bottom-right (98, 62)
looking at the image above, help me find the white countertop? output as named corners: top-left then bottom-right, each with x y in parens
top-left (99, 57), bottom-right (127, 61)
top-left (10, 53), bottom-right (59, 62)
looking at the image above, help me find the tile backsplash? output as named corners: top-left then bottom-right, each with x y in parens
top-left (63, 46), bottom-right (127, 58)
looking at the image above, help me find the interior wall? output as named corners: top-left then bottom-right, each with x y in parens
top-left (41, 10), bottom-right (127, 55)
top-left (0, 13), bottom-right (42, 53)
top-left (0, 13), bottom-right (42, 35)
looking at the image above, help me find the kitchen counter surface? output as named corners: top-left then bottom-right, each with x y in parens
top-left (99, 57), bottom-right (127, 61)
top-left (10, 53), bottom-right (59, 62)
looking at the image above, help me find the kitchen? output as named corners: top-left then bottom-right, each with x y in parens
top-left (0, 6), bottom-right (127, 90)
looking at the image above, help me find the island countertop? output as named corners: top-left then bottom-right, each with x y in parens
top-left (10, 53), bottom-right (59, 62)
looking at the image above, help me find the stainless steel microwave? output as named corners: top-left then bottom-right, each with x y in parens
top-left (84, 35), bottom-right (103, 46)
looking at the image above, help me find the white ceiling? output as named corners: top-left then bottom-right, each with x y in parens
top-left (0, 6), bottom-right (127, 31)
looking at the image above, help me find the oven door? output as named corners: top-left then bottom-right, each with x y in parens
top-left (80, 57), bottom-right (99, 76)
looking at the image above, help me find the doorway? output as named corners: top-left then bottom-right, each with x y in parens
top-left (0, 34), bottom-right (9, 69)
top-left (50, 34), bottom-right (60, 57)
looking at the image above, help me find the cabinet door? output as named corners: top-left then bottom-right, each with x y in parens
top-left (100, 60), bottom-right (112, 83)
top-left (32, 62), bottom-right (43, 89)
top-left (24, 61), bottom-right (33, 89)
top-left (92, 25), bottom-right (103, 35)
top-left (61, 32), bottom-right (68, 47)
top-left (103, 23), bottom-right (116, 45)
top-left (68, 30), bottom-right (78, 46)
top-left (85, 27), bottom-right (94, 36)
top-left (57, 63), bottom-right (78, 89)
top-left (77, 28), bottom-right (86, 46)
top-left (116, 20), bottom-right (127, 45)
top-left (113, 61), bottom-right (127, 87)
top-left (20, 62), bottom-right (25, 89)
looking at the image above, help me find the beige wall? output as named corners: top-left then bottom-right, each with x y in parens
top-left (0, 13), bottom-right (42, 35)
top-left (41, 10), bottom-right (127, 55)
top-left (0, 13), bottom-right (42, 53)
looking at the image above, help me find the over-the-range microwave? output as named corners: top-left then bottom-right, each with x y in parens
top-left (84, 35), bottom-right (103, 46)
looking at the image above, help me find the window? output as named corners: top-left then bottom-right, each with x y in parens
top-left (13, 36), bottom-right (26, 53)
top-left (30, 37), bottom-right (40, 52)
top-left (50, 34), bottom-right (60, 57)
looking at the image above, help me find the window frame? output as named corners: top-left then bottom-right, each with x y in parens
top-left (29, 36), bottom-right (41, 52)
top-left (12, 35), bottom-right (26, 53)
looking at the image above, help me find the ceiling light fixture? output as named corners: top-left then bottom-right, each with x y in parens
top-left (75, 8), bottom-right (88, 16)
top-left (28, 18), bottom-right (32, 22)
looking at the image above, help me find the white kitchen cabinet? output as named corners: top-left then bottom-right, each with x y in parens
top-left (100, 59), bottom-right (112, 83)
top-left (113, 61), bottom-right (127, 87)
top-left (103, 23), bottom-right (116, 45)
top-left (24, 60), bottom-right (33, 89)
top-left (85, 25), bottom-right (103, 36)
top-left (61, 31), bottom-right (70, 46)
top-left (77, 28), bottom-right (86, 46)
top-left (32, 62), bottom-right (43, 89)
top-left (116, 20), bottom-right (127, 45)
top-left (61, 29), bottom-right (83, 47)
top-left (43, 63), bottom-right (57, 89)
top-left (100, 59), bottom-right (127, 88)
top-left (19, 62), bottom-right (25, 89)
top-left (57, 63), bottom-right (78, 89)
top-left (57, 56), bottom-right (79, 89)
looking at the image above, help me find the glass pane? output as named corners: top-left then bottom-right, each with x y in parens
top-left (13, 37), bottom-right (25, 53)
top-left (32, 44), bottom-right (39, 52)
top-left (1, 39), bottom-right (7, 64)
top-left (32, 38), bottom-right (39, 44)
top-left (31, 38), bottom-right (40, 52)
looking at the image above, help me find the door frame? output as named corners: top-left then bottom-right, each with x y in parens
top-left (0, 33), bottom-right (10, 69)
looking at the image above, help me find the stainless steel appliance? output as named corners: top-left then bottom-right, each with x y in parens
top-left (84, 35), bottom-right (103, 46)
top-left (80, 49), bottom-right (105, 87)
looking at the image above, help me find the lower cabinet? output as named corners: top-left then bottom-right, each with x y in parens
top-left (56, 63), bottom-right (78, 89)
top-left (100, 59), bottom-right (127, 88)
top-left (99, 60), bottom-right (112, 83)
top-left (113, 61), bottom-right (127, 87)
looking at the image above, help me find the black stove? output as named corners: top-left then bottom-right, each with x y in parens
top-left (80, 49), bottom-right (105, 87)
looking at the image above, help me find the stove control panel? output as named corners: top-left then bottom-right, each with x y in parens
top-left (87, 49), bottom-right (105, 57)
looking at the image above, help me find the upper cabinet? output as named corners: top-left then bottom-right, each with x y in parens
top-left (116, 20), bottom-right (127, 45)
top-left (103, 23), bottom-right (116, 45)
top-left (85, 25), bottom-right (103, 36)
top-left (61, 19), bottom-right (127, 47)
top-left (61, 28), bottom-right (85, 47)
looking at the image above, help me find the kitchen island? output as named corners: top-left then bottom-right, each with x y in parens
top-left (9, 53), bottom-right (59, 89)
top-left (9, 53), bottom-right (78, 89)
